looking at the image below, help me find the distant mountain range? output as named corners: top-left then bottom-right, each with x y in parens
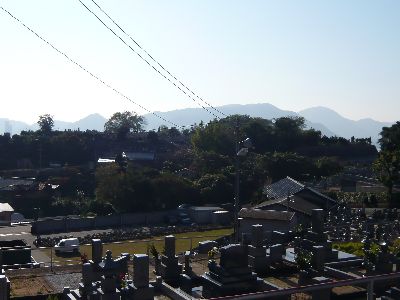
top-left (0, 113), bottom-right (107, 134)
top-left (0, 104), bottom-right (394, 144)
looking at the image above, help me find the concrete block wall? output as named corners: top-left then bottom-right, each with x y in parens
top-left (31, 210), bottom-right (178, 234)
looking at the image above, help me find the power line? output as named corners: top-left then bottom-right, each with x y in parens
top-left (0, 4), bottom-right (182, 129)
top-left (78, 0), bottom-right (226, 120)
top-left (89, 0), bottom-right (228, 118)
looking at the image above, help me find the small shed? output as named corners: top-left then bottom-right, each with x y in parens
top-left (188, 206), bottom-right (223, 224)
top-left (238, 208), bottom-right (297, 236)
top-left (0, 203), bottom-right (14, 225)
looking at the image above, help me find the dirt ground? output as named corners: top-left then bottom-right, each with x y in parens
top-left (10, 275), bottom-right (54, 297)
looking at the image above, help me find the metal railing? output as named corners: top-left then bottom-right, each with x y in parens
top-left (209, 271), bottom-right (400, 300)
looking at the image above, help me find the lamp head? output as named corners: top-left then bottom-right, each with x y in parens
top-left (242, 138), bottom-right (252, 148)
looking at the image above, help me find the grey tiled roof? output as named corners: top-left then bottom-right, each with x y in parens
top-left (239, 208), bottom-right (294, 221)
top-left (263, 177), bottom-right (305, 199)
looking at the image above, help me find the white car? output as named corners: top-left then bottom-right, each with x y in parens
top-left (54, 238), bottom-right (80, 253)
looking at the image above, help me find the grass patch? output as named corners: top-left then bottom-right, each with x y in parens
top-left (41, 228), bottom-right (233, 265)
top-left (332, 240), bottom-right (400, 257)
top-left (332, 242), bottom-right (364, 257)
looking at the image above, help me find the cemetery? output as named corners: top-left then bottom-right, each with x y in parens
top-left (3, 207), bottom-right (400, 299)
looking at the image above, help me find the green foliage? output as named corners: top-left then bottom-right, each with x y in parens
top-left (332, 242), bottom-right (388, 259)
top-left (46, 295), bottom-right (59, 300)
top-left (37, 114), bottom-right (54, 134)
top-left (195, 173), bottom-right (233, 204)
top-left (315, 157), bottom-right (343, 177)
top-left (260, 152), bottom-right (316, 182)
top-left (104, 111), bottom-right (145, 139)
top-left (379, 121), bottom-right (400, 151)
top-left (149, 243), bottom-right (159, 261)
top-left (295, 249), bottom-right (312, 271)
top-left (332, 191), bottom-right (388, 207)
top-left (373, 150), bottom-right (400, 200)
top-left (95, 164), bottom-right (199, 212)
top-left (332, 242), bottom-right (364, 257)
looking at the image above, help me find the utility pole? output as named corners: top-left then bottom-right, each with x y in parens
top-left (234, 118), bottom-right (240, 243)
top-left (233, 117), bottom-right (252, 243)
top-left (39, 142), bottom-right (42, 169)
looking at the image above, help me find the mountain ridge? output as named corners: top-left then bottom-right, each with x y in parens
top-left (0, 104), bottom-right (393, 144)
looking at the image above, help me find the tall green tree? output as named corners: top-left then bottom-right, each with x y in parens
top-left (37, 114), bottom-right (54, 134)
top-left (379, 121), bottom-right (400, 151)
top-left (104, 111), bottom-right (146, 139)
top-left (373, 150), bottom-right (400, 202)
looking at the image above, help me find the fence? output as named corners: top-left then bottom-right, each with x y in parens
top-left (209, 271), bottom-right (400, 300)
top-left (31, 210), bottom-right (177, 234)
top-left (1, 233), bottom-right (229, 270)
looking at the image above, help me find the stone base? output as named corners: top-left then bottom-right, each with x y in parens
top-left (180, 274), bottom-right (192, 294)
top-left (96, 288), bottom-right (120, 300)
top-left (201, 271), bottom-right (265, 298)
top-left (249, 255), bottom-right (270, 274)
top-left (130, 283), bottom-right (154, 300)
top-left (160, 255), bottom-right (183, 283)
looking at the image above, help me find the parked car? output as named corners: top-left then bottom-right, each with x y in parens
top-left (54, 238), bottom-right (79, 253)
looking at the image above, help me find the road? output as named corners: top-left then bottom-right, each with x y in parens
top-left (0, 224), bottom-right (112, 266)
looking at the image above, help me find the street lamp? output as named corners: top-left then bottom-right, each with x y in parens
top-left (234, 126), bottom-right (252, 242)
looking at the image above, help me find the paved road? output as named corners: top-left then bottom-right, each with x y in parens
top-left (0, 224), bottom-right (114, 246)
top-left (0, 224), bottom-right (34, 244)
top-left (0, 224), bottom-right (113, 266)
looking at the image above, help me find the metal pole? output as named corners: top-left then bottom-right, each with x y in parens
top-left (367, 279), bottom-right (374, 300)
top-left (50, 247), bottom-right (53, 271)
top-left (39, 142), bottom-right (42, 169)
top-left (234, 118), bottom-right (240, 243)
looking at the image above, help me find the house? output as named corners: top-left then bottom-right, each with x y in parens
top-left (0, 203), bottom-right (14, 225)
top-left (188, 206), bottom-right (223, 224)
top-left (238, 208), bottom-right (296, 236)
top-left (254, 176), bottom-right (337, 225)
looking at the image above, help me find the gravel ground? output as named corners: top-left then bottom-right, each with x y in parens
top-left (45, 272), bottom-right (82, 293)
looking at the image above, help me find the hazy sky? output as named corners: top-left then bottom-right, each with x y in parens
top-left (1, 0), bottom-right (399, 124)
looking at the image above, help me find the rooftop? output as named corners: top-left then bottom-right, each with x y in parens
top-left (0, 203), bottom-right (14, 213)
top-left (263, 176), bottom-right (305, 199)
top-left (239, 208), bottom-right (295, 221)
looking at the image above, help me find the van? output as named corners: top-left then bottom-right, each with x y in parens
top-left (54, 238), bottom-right (79, 253)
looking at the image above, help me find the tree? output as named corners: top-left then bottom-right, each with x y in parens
top-left (104, 111), bottom-right (146, 139)
top-left (379, 121), bottom-right (400, 151)
top-left (37, 114), bottom-right (54, 134)
top-left (195, 173), bottom-right (233, 204)
top-left (373, 150), bottom-right (400, 202)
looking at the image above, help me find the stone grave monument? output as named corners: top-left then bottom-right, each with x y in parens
top-left (202, 244), bottom-right (265, 298)
top-left (159, 235), bottom-right (183, 284)
top-left (297, 209), bottom-right (339, 270)
top-left (248, 224), bottom-right (270, 274)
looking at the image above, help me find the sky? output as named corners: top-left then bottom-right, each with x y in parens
top-left (0, 0), bottom-right (399, 124)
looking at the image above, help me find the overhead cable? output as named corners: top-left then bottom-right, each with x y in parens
top-left (0, 5), bottom-right (182, 129)
top-left (78, 0), bottom-right (224, 120)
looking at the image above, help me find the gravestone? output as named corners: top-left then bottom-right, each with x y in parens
top-left (92, 239), bottom-right (103, 264)
top-left (248, 224), bottom-right (270, 274)
top-left (64, 240), bottom-right (133, 300)
top-left (202, 244), bottom-right (265, 298)
top-left (376, 243), bottom-right (394, 274)
top-left (159, 235), bottom-right (183, 284)
top-left (183, 251), bottom-right (193, 276)
top-left (296, 209), bottom-right (338, 271)
top-left (129, 254), bottom-right (154, 300)
top-left (0, 274), bottom-right (10, 300)
top-left (269, 244), bottom-right (284, 263)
